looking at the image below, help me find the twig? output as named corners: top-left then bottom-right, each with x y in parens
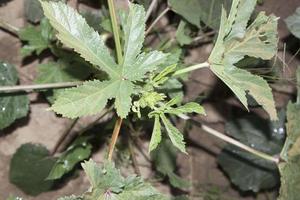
top-left (145, 7), bottom-right (170, 35)
top-left (108, 117), bottom-right (123, 161)
top-left (128, 137), bottom-right (141, 175)
top-left (51, 118), bottom-right (79, 155)
top-left (178, 114), bottom-right (280, 164)
top-left (145, 0), bottom-right (158, 21)
top-left (0, 18), bottom-right (19, 36)
top-left (0, 81), bottom-right (82, 93)
top-left (108, 0), bottom-right (123, 64)
top-left (192, 31), bottom-right (215, 43)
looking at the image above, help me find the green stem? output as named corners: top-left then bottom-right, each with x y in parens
top-left (108, 0), bottom-right (123, 64)
top-left (173, 62), bottom-right (210, 76)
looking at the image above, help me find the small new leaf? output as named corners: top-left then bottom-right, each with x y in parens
top-left (208, 0), bottom-right (278, 120)
top-left (165, 102), bottom-right (206, 116)
top-left (160, 114), bottom-right (186, 153)
top-left (149, 115), bottom-right (162, 152)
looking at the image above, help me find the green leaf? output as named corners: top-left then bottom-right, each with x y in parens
top-left (152, 139), bottom-right (190, 188)
top-left (9, 143), bottom-right (56, 196)
top-left (24, 0), bottom-right (43, 23)
top-left (278, 156), bottom-right (300, 200)
top-left (0, 62), bottom-right (29, 129)
top-left (175, 20), bottom-right (192, 46)
top-left (47, 136), bottom-right (92, 180)
top-left (40, 0), bottom-right (119, 78)
top-left (51, 80), bottom-right (117, 118)
top-left (43, 2), bottom-right (167, 119)
top-left (114, 80), bottom-right (135, 118)
top-left (285, 7), bottom-right (300, 39)
top-left (278, 67), bottom-right (300, 200)
top-left (208, 0), bottom-right (278, 120)
top-left (19, 18), bottom-right (53, 57)
top-left (160, 114), bottom-right (186, 153)
top-left (122, 3), bottom-right (145, 67)
top-left (82, 160), bottom-right (167, 200)
top-left (168, 0), bottom-right (232, 29)
top-left (149, 115), bottom-right (162, 152)
top-left (218, 115), bottom-right (282, 192)
top-left (125, 51), bottom-right (167, 81)
top-left (35, 60), bottom-right (91, 84)
top-left (165, 102), bottom-right (205, 116)
top-left (210, 65), bottom-right (277, 119)
top-left (280, 103), bottom-right (300, 160)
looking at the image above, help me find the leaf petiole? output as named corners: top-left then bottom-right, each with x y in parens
top-left (172, 62), bottom-right (210, 76)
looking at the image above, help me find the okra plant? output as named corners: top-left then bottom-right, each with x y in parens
top-left (1, 0), bottom-right (300, 199)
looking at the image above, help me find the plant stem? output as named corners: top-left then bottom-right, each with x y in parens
top-left (108, 117), bottom-right (123, 161)
top-left (51, 118), bottom-right (79, 155)
top-left (56, 106), bottom-right (113, 153)
top-left (178, 114), bottom-right (280, 164)
top-left (108, 0), bottom-right (123, 64)
top-left (106, 0), bottom-right (124, 162)
top-left (173, 62), bottom-right (210, 76)
top-left (145, 7), bottom-right (170, 35)
top-left (0, 81), bottom-right (82, 93)
top-left (145, 0), bottom-right (158, 21)
top-left (0, 18), bottom-right (19, 36)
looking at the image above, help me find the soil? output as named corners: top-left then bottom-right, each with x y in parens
top-left (0, 0), bottom-right (300, 199)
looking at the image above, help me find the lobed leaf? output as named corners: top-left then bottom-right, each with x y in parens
top-left (208, 0), bottom-right (278, 120)
top-left (51, 80), bottom-right (118, 118)
top-left (40, 0), bottom-right (119, 78)
top-left (81, 160), bottom-right (167, 200)
top-left (19, 18), bottom-right (53, 57)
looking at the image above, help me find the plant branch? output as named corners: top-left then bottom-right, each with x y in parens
top-left (145, 7), bottom-right (170, 35)
top-left (173, 62), bottom-right (210, 76)
top-left (178, 114), bottom-right (280, 164)
top-left (0, 18), bottom-right (19, 36)
top-left (51, 118), bottom-right (79, 155)
top-left (108, 0), bottom-right (123, 64)
top-left (56, 106), bottom-right (114, 153)
top-left (108, 117), bottom-right (123, 161)
top-left (0, 81), bottom-right (82, 93)
top-left (145, 0), bottom-right (158, 21)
